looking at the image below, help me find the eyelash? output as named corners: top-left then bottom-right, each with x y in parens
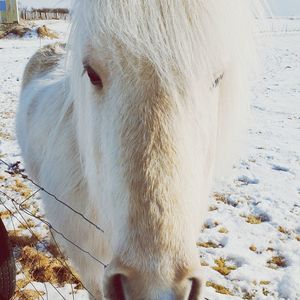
top-left (212, 73), bottom-right (224, 89)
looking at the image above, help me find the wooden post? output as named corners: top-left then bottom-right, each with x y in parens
top-left (0, 0), bottom-right (19, 23)
top-left (0, 0), bottom-right (6, 22)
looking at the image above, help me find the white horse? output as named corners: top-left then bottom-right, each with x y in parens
top-left (16, 1), bottom-right (264, 299)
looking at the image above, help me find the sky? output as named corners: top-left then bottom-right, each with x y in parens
top-left (18, 0), bottom-right (300, 16)
top-left (18, 0), bottom-right (71, 9)
top-left (268, 0), bottom-right (300, 16)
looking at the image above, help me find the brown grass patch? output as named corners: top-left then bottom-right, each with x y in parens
top-left (278, 226), bottom-right (289, 234)
top-left (37, 25), bottom-right (59, 39)
top-left (246, 215), bottom-right (262, 224)
top-left (218, 227), bottom-right (228, 234)
top-left (9, 179), bottom-right (32, 198)
top-left (212, 258), bottom-right (237, 276)
top-left (197, 241), bottom-right (219, 248)
top-left (243, 292), bottom-right (256, 300)
top-left (14, 289), bottom-right (45, 300)
top-left (296, 236), bottom-right (300, 242)
top-left (209, 206), bottom-right (218, 211)
top-left (16, 279), bottom-right (31, 290)
top-left (8, 230), bottom-right (39, 248)
top-left (267, 256), bottom-right (287, 269)
top-left (200, 260), bottom-right (209, 267)
top-left (260, 280), bottom-right (270, 285)
top-left (206, 281), bottom-right (232, 295)
top-left (0, 130), bottom-right (12, 140)
top-left (263, 288), bottom-right (270, 296)
top-left (0, 209), bottom-right (13, 219)
top-left (18, 219), bottom-right (36, 230)
top-left (213, 193), bottom-right (227, 203)
top-left (249, 245), bottom-right (257, 252)
top-left (0, 24), bottom-right (31, 38)
top-left (19, 246), bottom-right (82, 288)
top-left (46, 243), bottom-right (65, 260)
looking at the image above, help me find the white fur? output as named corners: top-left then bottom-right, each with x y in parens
top-left (17, 1), bottom-right (265, 299)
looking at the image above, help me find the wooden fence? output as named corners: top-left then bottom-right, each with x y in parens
top-left (20, 9), bottom-right (69, 21)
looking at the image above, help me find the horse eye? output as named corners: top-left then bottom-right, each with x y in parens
top-left (84, 64), bottom-right (103, 88)
top-left (212, 73), bottom-right (224, 89)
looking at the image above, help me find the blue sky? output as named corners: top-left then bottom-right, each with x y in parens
top-left (19, 0), bottom-right (71, 9)
top-left (18, 0), bottom-right (300, 16)
top-left (268, 0), bottom-right (300, 16)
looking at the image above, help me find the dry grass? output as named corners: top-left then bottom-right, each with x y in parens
top-left (0, 23), bottom-right (59, 40)
top-left (278, 226), bottom-right (289, 234)
top-left (212, 258), bottom-right (237, 276)
top-left (0, 24), bottom-right (31, 38)
top-left (18, 219), bottom-right (36, 230)
top-left (9, 179), bottom-right (32, 198)
top-left (16, 279), bottom-right (31, 290)
top-left (14, 289), bottom-right (45, 300)
top-left (263, 287), bottom-right (270, 296)
top-left (197, 241), bottom-right (220, 248)
top-left (37, 25), bottom-right (59, 39)
top-left (206, 281), bottom-right (232, 295)
top-left (18, 246), bottom-right (82, 288)
top-left (243, 292), bottom-right (256, 300)
top-left (249, 245), bottom-right (257, 252)
top-left (200, 260), bottom-right (209, 267)
top-left (213, 193), bottom-right (227, 203)
top-left (246, 215), bottom-right (262, 224)
top-left (267, 256), bottom-right (287, 269)
top-left (260, 280), bottom-right (271, 285)
top-left (218, 227), bottom-right (228, 234)
top-left (8, 230), bottom-right (40, 248)
top-left (209, 205), bottom-right (218, 211)
top-left (0, 130), bottom-right (12, 140)
top-left (0, 209), bottom-right (13, 219)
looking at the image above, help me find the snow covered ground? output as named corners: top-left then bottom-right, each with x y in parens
top-left (0, 19), bottom-right (299, 299)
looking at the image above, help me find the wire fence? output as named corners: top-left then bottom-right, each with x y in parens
top-left (0, 158), bottom-right (107, 300)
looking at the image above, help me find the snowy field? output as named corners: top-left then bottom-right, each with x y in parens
top-left (0, 19), bottom-right (299, 299)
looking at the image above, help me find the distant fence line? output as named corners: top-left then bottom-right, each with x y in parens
top-left (19, 9), bottom-right (69, 21)
top-left (257, 18), bottom-right (300, 34)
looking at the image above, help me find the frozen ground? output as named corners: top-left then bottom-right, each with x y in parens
top-left (0, 20), bottom-right (299, 299)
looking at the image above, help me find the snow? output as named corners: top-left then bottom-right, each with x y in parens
top-left (0, 19), bottom-right (300, 299)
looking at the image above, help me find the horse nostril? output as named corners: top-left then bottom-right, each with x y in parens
top-left (188, 277), bottom-right (202, 300)
top-left (105, 274), bottom-right (127, 300)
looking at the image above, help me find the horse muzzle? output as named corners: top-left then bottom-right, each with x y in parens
top-left (103, 259), bottom-right (203, 300)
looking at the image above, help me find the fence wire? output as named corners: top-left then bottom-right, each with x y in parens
top-left (0, 158), bottom-right (108, 299)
